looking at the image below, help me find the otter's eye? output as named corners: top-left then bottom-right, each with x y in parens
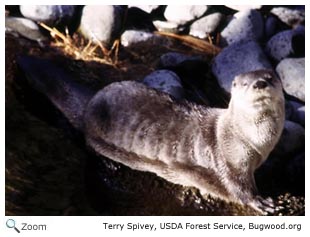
top-left (233, 82), bottom-right (237, 87)
top-left (242, 82), bottom-right (248, 86)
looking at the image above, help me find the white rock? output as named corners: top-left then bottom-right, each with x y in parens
top-left (128, 5), bottom-right (159, 13)
top-left (164, 5), bottom-right (208, 25)
top-left (276, 58), bottom-right (305, 102)
top-left (271, 7), bottom-right (305, 26)
top-left (20, 5), bottom-right (76, 26)
top-left (225, 5), bottom-right (262, 11)
top-left (189, 12), bottom-right (223, 38)
top-left (80, 5), bottom-right (123, 47)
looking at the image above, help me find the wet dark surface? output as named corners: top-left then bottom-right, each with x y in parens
top-left (5, 34), bottom-right (304, 216)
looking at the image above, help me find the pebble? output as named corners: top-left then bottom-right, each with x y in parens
top-left (158, 52), bottom-right (202, 68)
top-left (121, 30), bottom-right (164, 47)
top-left (128, 5), bottom-right (160, 14)
top-left (79, 5), bottom-right (123, 47)
top-left (285, 100), bottom-right (305, 127)
top-left (20, 5), bottom-right (76, 26)
top-left (5, 17), bottom-right (47, 43)
top-left (164, 5), bottom-right (208, 25)
top-left (220, 9), bottom-right (264, 45)
top-left (274, 120), bottom-right (305, 156)
top-left (271, 7), bottom-right (305, 27)
top-left (189, 12), bottom-right (223, 39)
top-left (212, 40), bottom-right (272, 92)
top-left (290, 102), bottom-right (305, 127)
top-left (143, 70), bottom-right (184, 99)
top-left (264, 15), bottom-right (289, 39)
top-left (276, 58), bottom-right (305, 102)
top-left (265, 27), bottom-right (305, 62)
top-left (225, 5), bottom-right (262, 11)
top-left (153, 20), bottom-right (180, 33)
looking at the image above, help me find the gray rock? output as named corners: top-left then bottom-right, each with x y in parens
top-left (79, 5), bottom-right (123, 47)
top-left (271, 7), bottom-right (305, 26)
top-left (5, 17), bottom-right (47, 43)
top-left (264, 15), bottom-right (280, 39)
top-left (265, 27), bottom-right (305, 62)
top-left (128, 5), bottom-right (160, 14)
top-left (295, 106), bottom-right (305, 127)
top-left (290, 102), bottom-right (305, 127)
top-left (285, 100), bottom-right (305, 126)
top-left (143, 70), bottom-right (184, 99)
top-left (212, 40), bottom-right (272, 92)
top-left (189, 12), bottom-right (223, 39)
top-left (159, 52), bottom-right (201, 68)
top-left (225, 5), bottom-right (262, 11)
top-left (265, 30), bottom-right (293, 61)
top-left (276, 58), bottom-right (305, 101)
top-left (153, 20), bottom-right (180, 33)
top-left (274, 120), bottom-right (305, 156)
top-left (221, 9), bottom-right (264, 45)
top-left (121, 30), bottom-right (166, 47)
top-left (164, 5), bottom-right (208, 25)
top-left (20, 5), bottom-right (76, 26)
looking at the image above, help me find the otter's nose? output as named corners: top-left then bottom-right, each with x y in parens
top-left (253, 80), bottom-right (268, 89)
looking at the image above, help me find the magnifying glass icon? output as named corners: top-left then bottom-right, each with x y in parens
top-left (6, 219), bottom-right (20, 233)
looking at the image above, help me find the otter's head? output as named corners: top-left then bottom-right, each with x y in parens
top-left (230, 69), bottom-right (284, 118)
top-left (229, 69), bottom-right (285, 159)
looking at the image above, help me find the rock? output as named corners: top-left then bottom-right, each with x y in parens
top-left (274, 120), bottom-right (305, 156)
top-left (79, 5), bottom-right (123, 47)
top-left (265, 27), bottom-right (305, 62)
top-left (128, 5), bottom-right (160, 14)
top-left (212, 40), bottom-right (272, 92)
top-left (164, 5), bottom-right (208, 25)
top-left (143, 70), bottom-right (184, 99)
top-left (295, 106), bottom-right (305, 127)
top-left (221, 9), bottom-right (264, 45)
top-left (20, 5), bottom-right (76, 26)
top-left (264, 15), bottom-right (290, 39)
top-left (189, 12), bottom-right (223, 38)
top-left (285, 100), bottom-right (305, 126)
top-left (153, 20), bottom-right (180, 33)
top-left (276, 58), bottom-right (305, 101)
top-left (5, 17), bottom-right (47, 43)
top-left (290, 102), bottom-right (305, 127)
top-left (271, 7), bottom-right (305, 27)
top-left (225, 5), bottom-right (262, 11)
top-left (158, 52), bottom-right (202, 68)
top-left (121, 30), bottom-right (167, 47)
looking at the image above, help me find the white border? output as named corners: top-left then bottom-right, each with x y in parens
top-left (2, 1), bottom-right (309, 236)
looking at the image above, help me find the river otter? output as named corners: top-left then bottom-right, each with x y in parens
top-left (17, 56), bottom-right (285, 214)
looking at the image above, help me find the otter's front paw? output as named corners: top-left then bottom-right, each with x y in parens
top-left (249, 196), bottom-right (275, 215)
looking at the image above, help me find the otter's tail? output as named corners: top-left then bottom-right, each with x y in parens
top-left (17, 55), bottom-right (96, 131)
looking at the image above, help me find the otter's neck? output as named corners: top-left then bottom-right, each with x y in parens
top-left (227, 102), bottom-right (284, 163)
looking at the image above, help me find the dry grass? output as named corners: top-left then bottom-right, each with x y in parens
top-left (40, 23), bottom-right (221, 67)
top-left (40, 23), bottom-right (119, 66)
top-left (155, 31), bottom-right (221, 55)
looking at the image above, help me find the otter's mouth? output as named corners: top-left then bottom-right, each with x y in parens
top-left (252, 95), bottom-right (274, 105)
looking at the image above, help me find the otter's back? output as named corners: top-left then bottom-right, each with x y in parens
top-left (85, 81), bottom-right (220, 166)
